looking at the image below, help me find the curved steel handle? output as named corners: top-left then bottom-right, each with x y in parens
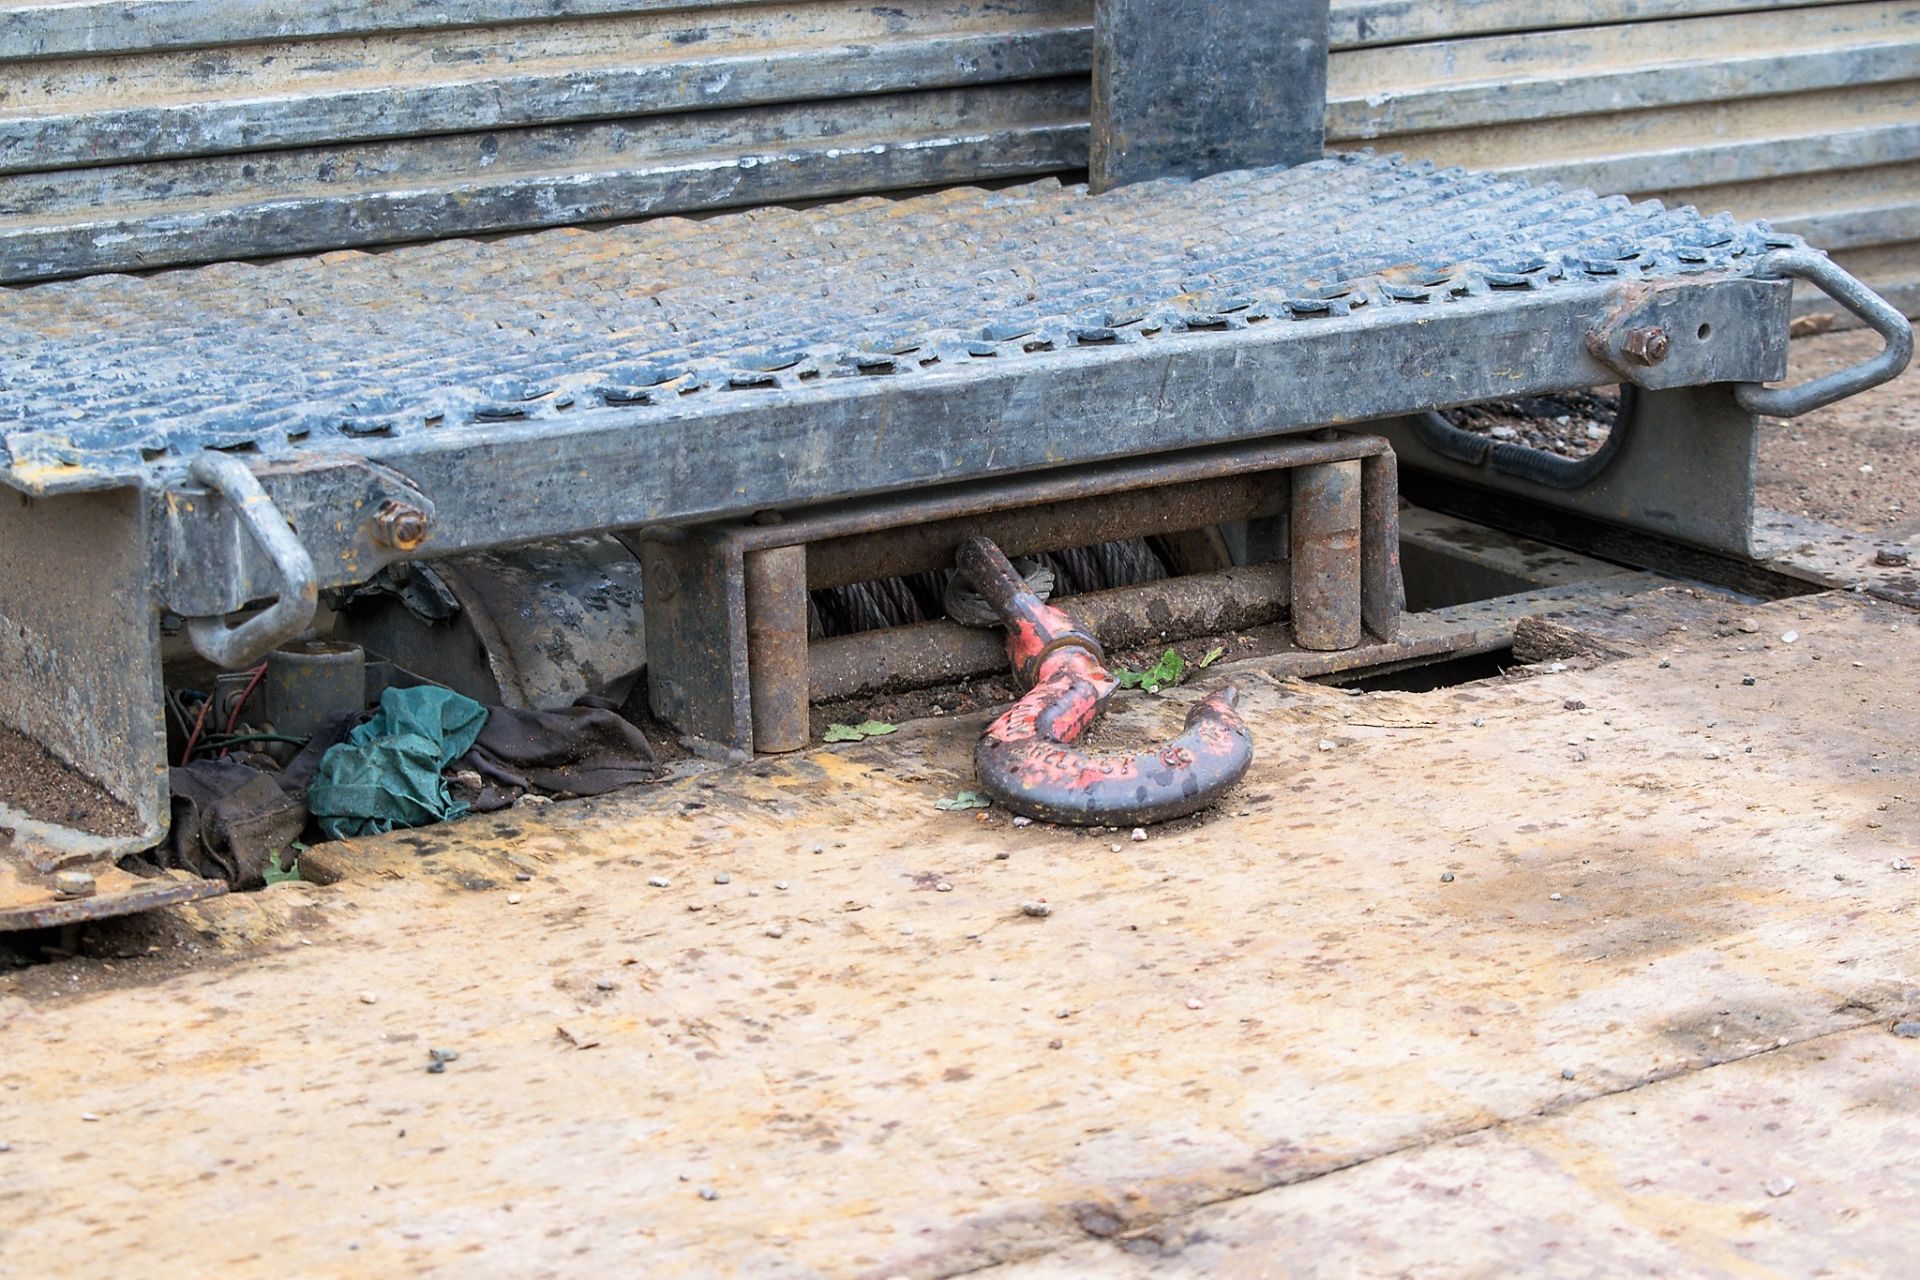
top-left (185, 453), bottom-right (318, 669)
top-left (957, 536), bottom-right (1252, 825)
top-left (1734, 250), bottom-right (1914, 418)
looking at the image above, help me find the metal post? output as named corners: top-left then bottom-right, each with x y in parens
top-left (634, 528), bottom-right (753, 757)
top-left (1090, 0), bottom-right (1330, 192)
top-left (743, 545), bottom-right (810, 754)
top-left (1291, 460), bottom-right (1363, 650)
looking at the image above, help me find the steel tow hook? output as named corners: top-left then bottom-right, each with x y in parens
top-left (955, 535), bottom-right (1253, 826)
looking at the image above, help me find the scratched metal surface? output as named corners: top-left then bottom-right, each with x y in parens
top-left (0, 152), bottom-right (1800, 495)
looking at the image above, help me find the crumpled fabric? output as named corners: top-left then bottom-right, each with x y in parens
top-left (455, 698), bottom-right (664, 808)
top-left (160, 759), bottom-right (307, 888)
top-left (306, 686), bottom-right (488, 840)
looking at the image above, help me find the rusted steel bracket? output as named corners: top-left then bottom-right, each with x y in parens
top-left (956, 536), bottom-right (1252, 826)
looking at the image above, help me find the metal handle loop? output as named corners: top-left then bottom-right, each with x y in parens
top-left (185, 453), bottom-right (318, 669)
top-left (1733, 249), bottom-right (1913, 418)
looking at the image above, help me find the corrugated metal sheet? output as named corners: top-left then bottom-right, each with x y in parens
top-left (0, 0), bottom-right (1913, 319)
top-left (1327, 0), bottom-right (1920, 321)
top-left (0, 0), bottom-right (1095, 280)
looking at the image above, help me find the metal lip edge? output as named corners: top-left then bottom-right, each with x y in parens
top-left (312, 273), bottom-right (1781, 451)
top-left (15, 268), bottom-right (1786, 502)
top-left (0, 802), bottom-right (162, 866)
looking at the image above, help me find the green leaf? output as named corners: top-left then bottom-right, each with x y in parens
top-left (263, 848), bottom-right (302, 885)
top-left (1115, 647), bottom-right (1187, 692)
top-left (1197, 645), bottom-right (1226, 669)
top-left (824, 719), bottom-right (898, 743)
top-left (935, 790), bottom-right (991, 811)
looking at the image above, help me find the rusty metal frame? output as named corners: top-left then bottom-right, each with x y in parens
top-left (624, 433), bottom-right (1404, 756)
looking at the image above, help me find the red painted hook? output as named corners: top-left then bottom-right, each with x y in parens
top-left (955, 536), bottom-right (1253, 825)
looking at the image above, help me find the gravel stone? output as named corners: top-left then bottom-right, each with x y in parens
top-left (1020, 901), bottom-right (1052, 918)
top-left (647, 876), bottom-right (669, 888)
top-left (1891, 1020), bottom-right (1920, 1038)
top-left (713, 872), bottom-right (731, 884)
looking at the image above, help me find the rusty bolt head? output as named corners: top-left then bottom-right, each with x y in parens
top-left (1620, 326), bottom-right (1670, 367)
top-left (372, 500), bottom-right (430, 552)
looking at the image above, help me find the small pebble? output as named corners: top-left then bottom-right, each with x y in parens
top-left (426, 1061), bottom-right (446, 1074)
top-left (765, 926), bottom-right (786, 939)
top-left (1056, 1008), bottom-right (1072, 1019)
top-left (1048, 1038), bottom-right (1064, 1050)
top-left (1704, 749), bottom-right (1721, 760)
top-left (775, 880), bottom-right (789, 890)
top-left (1892, 858), bottom-right (1913, 872)
top-left (1764, 1174), bottom-right (1796, 1198)
top-left (1109, 843), bottom-right (1122, 853)
top-left (1658, 659), bottom-right (1671, 669)
top-left (1185, 997), bottom-right (1205, 1010)
top-left (1560, 1069), bottom-right (1576, 1081)
top-left (1891, 1020), bottom-right (1920, 1038)
top-left (429, 1049), bottom-right (459, 1063)
top-left (900, 926), bottom-right (914, 936)
top-left (1471, 717), bottom-right (1484, 727)
top-left (713, 872), bottom-right (731, 885)
top-left (995, 851), bottom-right (1011, 860)
top-left (1020, 901), bottom-right (1052, 918)
top-left (1741, 676), bottom-right (1756, 686)
top-left (1563, 698), bottom-right (1586, 711)
top-left (81, 1113), bottom-right (100, 1122)
top-left (1317, 739), bottom-right (1336, 752)
top-left (514, 872), bottom-right (533, 882)
top-left (0, 1142), bottom-right (11, 1153)
top-left (1737, 618), bottom-right (1760, 634)
top-left (1440, 872), bottom-right (1455, 883)
top-left (647, 876), bottom-right (669, 888)
top-left (1130, 828), bottom-right (1147, 842)
top-left (358, 992), bottom-right (378, 1005)
top-left (1781, 631), bottom-right (1799, 644)
top-left (1012, 816), bottom-right (1033, 829)
top-left (594, 978), bottom-right (616, 991)
top-left (935, 880), bottom-right (953, 892)
top-left (699, 1187), bottom-right (719, 1201)
top-left (1549, 892), bottom-right (1564, 901)
top-left (506, 894), bottom-right (522, 905)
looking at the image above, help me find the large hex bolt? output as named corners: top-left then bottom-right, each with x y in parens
top-left (1620, 326), bottom-right (1671, 367)
top-left (372, 500), bottom-right (431, 552)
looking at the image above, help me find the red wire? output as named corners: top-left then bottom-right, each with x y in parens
top-left (217, 664), bottom-right (270, 759)
top-left (178, 695), bottom-right (215, 766)
top-left (179, 663), bottom-right (269, 765)
top-left (224, 664), bottom-right (269, 736)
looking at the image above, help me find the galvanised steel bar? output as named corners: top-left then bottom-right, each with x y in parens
top-left (1091, 0), bottom-right (1328, 191)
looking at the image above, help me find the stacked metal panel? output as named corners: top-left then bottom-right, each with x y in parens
top-left (1327, 0), bottom-right (1920, 319)
top-left (0, 0), bottom-right (1912, 315)
top-left (0, 0), bottom-right (1095, 280)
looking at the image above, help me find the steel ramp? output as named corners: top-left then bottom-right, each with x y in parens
top-left (0, 151), bottom-right (1907, 854)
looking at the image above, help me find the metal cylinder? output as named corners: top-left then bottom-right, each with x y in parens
top-left (744, 545), bottom-right (809, 753)
top-left (1290, 460), bottom-right (1363, 651)
top-left (808, 562), bottom-right (1290, 701)
top-left (263, 640), bottom-right (367, 740)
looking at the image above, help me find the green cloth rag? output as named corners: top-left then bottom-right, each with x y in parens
top-left (308, 686), bottom-right (489, 840)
